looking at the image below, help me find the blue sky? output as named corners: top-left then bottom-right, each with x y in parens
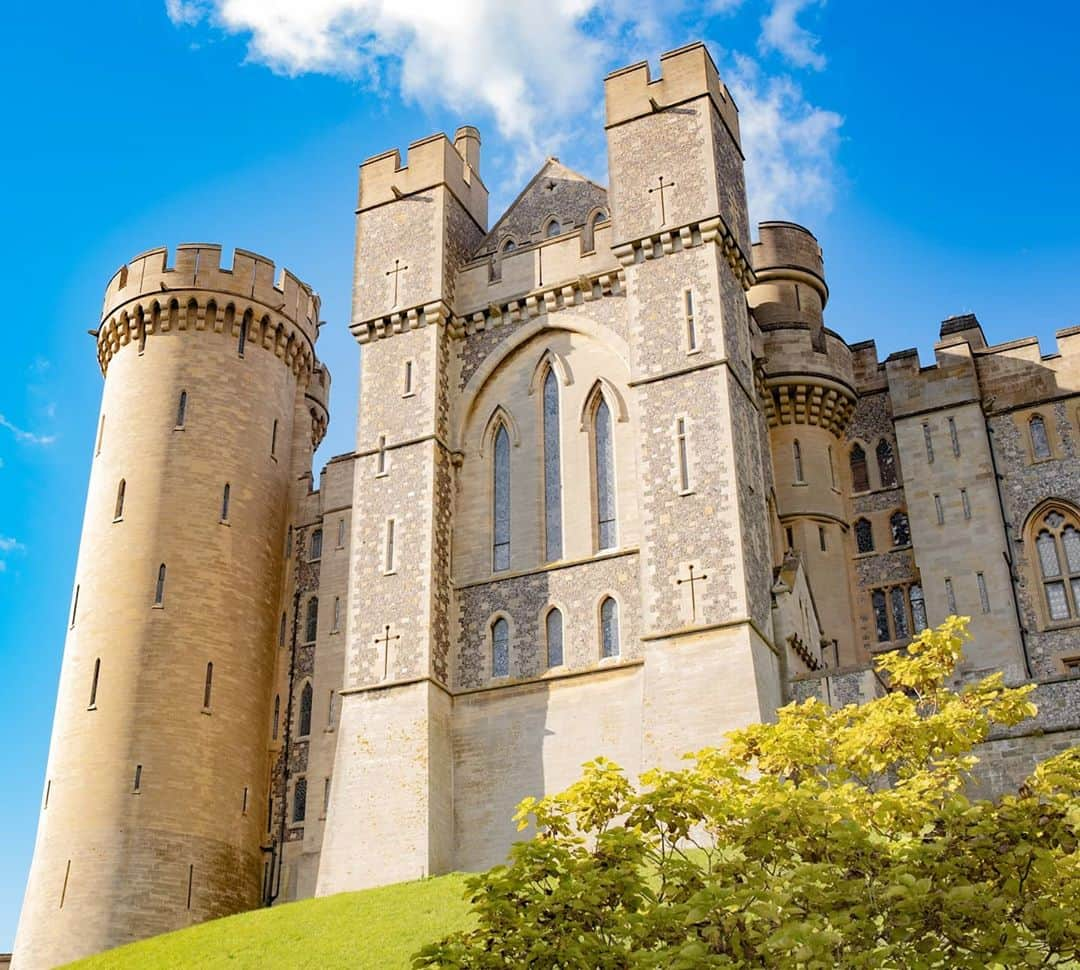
top-left (1, 0), bottom-right (1078, 949)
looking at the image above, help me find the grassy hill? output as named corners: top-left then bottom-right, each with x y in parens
top-left (65, 873), bottom-right (474, 969)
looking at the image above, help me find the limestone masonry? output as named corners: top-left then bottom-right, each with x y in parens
top-left (14, 41), bottom-right (1080, 968)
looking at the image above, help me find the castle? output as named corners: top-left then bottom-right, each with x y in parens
top-left (14, 42), bottom-right (1080, 969)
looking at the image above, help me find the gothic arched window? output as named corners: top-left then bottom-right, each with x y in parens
top-left (1030, 414), bottom-right (1051, 461)
top-left (850, 444), bottom-right (869, 492)
top-left (855, 518), bottom-right (874, 554)
top-left (298, 682), bottom-right (313, 737)
top-left (304, 597), bottom-right (319, 643)
top-left (891, 511), bottom-right (911, 547)
top-left (545, 219), bottom-right (561, 238)
top-left (491, 617), bottom-right (510, 678)
top-left (594, 397), bottom-right (617, 551)
top-left (114, 479), bottom-right (126, 521)
top-left (542, 370), bottom-right (563, 562)
top-left (600, 596), bottom-right (620, 658)
top-left (492, 425), bottom-right (511, 571)
top-left (546, 607), bottom-right (564, 668)
top-left (154, 563), bottom-right (167, 606)
top-left (876, 439), bottom-right (898, 488)
top-left (1031, 507), bottom-right (1080, 621)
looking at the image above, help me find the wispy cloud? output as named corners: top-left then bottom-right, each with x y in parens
top-left (0, 414), bottom-right (57, 447)
top-left (759, 0), bottom-right (825, 70)
top-left (166, 0), bottom-right (842, 222)
top-left (0, 535), bottom-right (25, 572)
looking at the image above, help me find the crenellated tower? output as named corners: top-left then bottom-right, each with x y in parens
top-left (14, 245), bottom-right (325, 969)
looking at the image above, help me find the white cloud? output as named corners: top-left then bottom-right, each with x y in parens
top-left (0, 414), bottom-right (57, 447)
top-left (759, 0), bottom-right (825, 70)
top-left (166, 0), bottom-right (841, 223)
top-left (729, 54), bottom-right (842, 221)
top-left (0, 536), bottom-right (24, 554)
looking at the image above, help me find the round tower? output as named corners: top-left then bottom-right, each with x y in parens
top-left (14, 244), bottom-right (324, 969)
top-left (749, 222), bottom-right (861, 665)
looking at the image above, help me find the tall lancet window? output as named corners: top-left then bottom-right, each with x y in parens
top-left (545, 607), bottom-right (564, 668)
top-left (600, 596), bottom-right (620, 658)
top-left (543, 370), bottom-right (563, 562)
top-left (594, 397), bottom-right (617, 551)
top-left (491, 617), bottom-right (510, 678)
top-left (492, 425), bottom-right (511, 571)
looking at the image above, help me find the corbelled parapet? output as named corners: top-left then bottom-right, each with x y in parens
top-left (97, 244), bottom-right (321, 381)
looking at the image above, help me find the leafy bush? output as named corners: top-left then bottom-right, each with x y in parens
top-left (415, 618), bottom-right (1080, 968)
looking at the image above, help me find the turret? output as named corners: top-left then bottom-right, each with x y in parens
top-left (14, 245), bottom-right (325, 969)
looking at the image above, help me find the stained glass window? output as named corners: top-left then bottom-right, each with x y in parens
top-left (1030, 415), bottom-right (1051, 460)
top-left (601, 597), bottom-right (620, 658)
top-left (493, 425), bottom-right (511, 571)
top-left (492, 617), bottom-right (510, 678)
top-left (876, 439), bottom-right (897, 487)
top-left (850, 444), bottom-right (869, 492)
top-left (909, 584), bottom-right (927, 633)
top-left (855, 518), bottom-right (874, 553)
top-left (543, 371), bottom-right (562, 562)
top-left (595, 398), bottom-right (617, 550)
top-left (872, 590), bottom-right (890, 642)
top-left (546, 608), bottom-right (564, 668)
top-left (298, 682), bottom-right (313, 737)
top-left (890, 587), bottom-right (909, 639)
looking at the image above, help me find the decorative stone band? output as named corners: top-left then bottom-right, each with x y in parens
top-left (350, 269), bottom-right (627, 345)
top-left (96, 292), bottom-right (319, 384)
top-left (612, 215), bottom-right (755, 290)
top-left (760, 376), bottom-right (857, 438)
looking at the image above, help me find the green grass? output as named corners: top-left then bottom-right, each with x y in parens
top-left (65, 873), bottom-right (475, 969)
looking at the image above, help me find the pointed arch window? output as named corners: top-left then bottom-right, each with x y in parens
top-left (114, 479), bottom-right (126, 521)
top-left (176, 391), bottom-right (187, 428)
top-left (600, 596), bottom-right (620, 658)
top-left (542, 370), bottom-right (563, 562)
top-left (1031, 508), bottom-right (1080, 621)
top-left (855, 518), bottom-right (874, 554)
top-left (793, 439), bottom-right (805, 483)
top-left (154, 563), bottom-right (167, 606)
top-left (594, 397), bottom-right (617, 551)
top-left (890, 511), bottom-right (911, 547)
top-left (1030, 415), bottom-right (1051, 460)
top-left (298, 682), bottom-right (313, 737)
top-left (545, 219), bottom-right (561, 238)
top-left (876, 439), bottom-right (897, 487)
top-left (850, 444), bottom-right (869, 492)
top-left (545, 607), bottom-right (564, 668)
top-left (491, 617), bottom-right (510, 678)
top-left (304, 597), bottom-right (319, 643)
top-left (492, 425), bottom-right (511, 571)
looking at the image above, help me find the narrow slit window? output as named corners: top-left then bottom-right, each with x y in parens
top-left (89, 658), bottom-right (101, 708)
top-left (961, 488), bottom-right (971, 520)
top-left (114, 479), bottom-right (126, 521)
top-left (945, 577), bottom-right (957, 615)
top-left (337, 518), bottom-right (346, 548)
top-left (948, 416), bottom-right (960, 456)
top-left (934, 494), bottom-right (944, 525)
top-left (543, 371), bottom-right (563, 562)
top-left (785, 526), bottom-right (794, 549)
top-left (976, 572), bottom-right (991, 613)
top-left (332, 596), bottom-right (341, 633)
top-left (923, 423), bottom-right (935, 463)
top-left (818, 525), bottom-right (827, 552)
top-left (271, 419), bottom-right (278, 457)
top-left (96, 415), bottom-right (105, 455)
top-left (279, 612), bottom-right (287, 647)
top-left (187, 865), bottom-right (194, 910)
top-left (793, 439), bottom-right (804, 483)
top-left (491, 617), bottom-right (510, 678)
top-left (323, 778), bottom-right (332, 815)
top-left (220, 483), bottom-right (230, 522)
top-left (45, 779), bottom-right (51, 810)
top-left (304, 597), bottom-right (318, 643)
top-left (384, 518), bottom-right (396, 574)
top-left (909, 584), bottom-right (927, 633)
top-left (176, 391), bottom-right (187, 428)
top-left (403, 360), bottom-right (414, 396)
top-left (492, 425), bottom-right (511, 570)
top-left (267, 795), bottom-right (274, 834)
top-left (327, 689), bottom-right (336, 728)
top-left (133, 764), bottom-right (142, 793)
top-left (138, 322), bottom-right (147, 355)
top-left (70, 584), bottom-right (80, 628)
top-left (600, 597), bottom-right (620, 658)
top-left (376, 435), bottom-right (387, 476)
top-left (298, 682), bottom-right (313, 737)
top-left (154, 563), bottom-right (167, 606)
top-left (676, 418), bottom-right (691, 492)
top-left (546, 607), bottom-right (564, 668)
top-left (60, 860), bottom-right (71, 909)
top-left (828, 445), bottom-right (836, 489)
top-left (293, 777), bottom-right (307, 823)
top-left (272, 694), bottom-right (280, 740)
top-left (594, 398), bottom-right (617, 551)
top-left (242, 786), bottom-right (249, 815)
top-left (684, 289), bottom-right (697, 352)
top-left (238, 314), bottom-right (249, 357)
top-left (203, 662), bottom-right (213, 709)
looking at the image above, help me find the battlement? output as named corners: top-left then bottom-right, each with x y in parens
top-left (604, 42), bottom-right (741, 149)
top-left (358, 128), bottom-right (488, 229)
top-left (102, 244), bottom-right (320, 334)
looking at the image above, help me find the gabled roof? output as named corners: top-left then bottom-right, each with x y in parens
top-left (474, 158), bottom-right (608, 257)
